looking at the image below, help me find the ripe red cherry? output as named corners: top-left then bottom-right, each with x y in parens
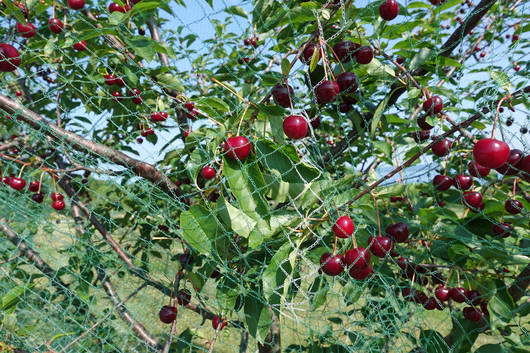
top-left (432, 139), bottom-right (451, 156)
top-left (68, 0), bottom-right (85, 9)
top-left (32, 193), bottom-right (44, 203)
top-left (417, 116), bottom-right (433, 130)
top-left (496, 149), bottom-right (523, 175)
top-left (111, 91), bottom-right (123, 101)
top-left (505, 199), bottom-right (523, 214)
top-left (201, 166), bottom-right (216, 179)
top-left (520, 155), bottom-right (530, 182)
top-left (104, 74), bottom-right (117, 85)
top-left (176, 289), bottom-right (191, 306)
top-left (15, 90), bottom-right (22, 97)
top-left (450, 287), bottom-right (468, 303)
top-left (332, 215), bottom-right (355, 238)
top-left (433, 175), bottom-right (452, 191)
top-left (339, 103), bottom-right (352, 113)
top-left (412, 130), bottom-right (430, 142)
top-left (423, 297), bottom-right (438, 310)
top-left (272, 84), bottom-right (294, 108)
top-left (385, 222), bottom-right (409, 243)
top-left (9, 177), bottom-right (26, 191)
top-left (414, 291), bottom-right (428, 305)
top-left (301, 43), bottom-right (316, 64)
top-left (184, 101), bottom-right (195, 111)
top-left (344, 247), bottom-right (370, 269)
top-left (73, 41), bottom-right (87, 51)
top-left (369, 236), bottom-right (393, 258)
top-left (379, 0), bottom-right (399, 21)
top-left (320, 253), bottom-right (345, 276)
top-left (129, 88), bottom-right (143, 104)
top-left (48, 18), bottom-right (64, 34)
top-left (453, 174), bottom-right (473, 190)
top-left (463, 191), bottom-right (482, 209)
top-left (349, 265), bottom-right (373, 280)
top-left (224, 136), bottom-right (251, 161)
top-left (472, 138), bottom-right (510, 169)
top-left (468, 160), bottom-right (490, 178)
top-left (109, 2), bottom-right (126, 13)
top-left (466, 290), bottom-right (481, 305)
top-left (51, 192), bottom-right (64, 201)
top-left (114, 77), bottom-right (125, 87)
top-left (52, 200), bottom-right (65, 210)
top-left (332, 41), bottom-right (359, 62)
top-left (336, 72), bottom-right (358, 94)
top-left (16, 22), bottom-right (36, 38)
top-left (435, 286), bottom-right (451, 301)
top-left (315, 80), bottom-right (340, 104)
top-left (0, 43), bottom-right (21, 72)
top-left (356, 46), bottom-right (374, 64)
top-left (492, 222), bottom-right (511, 238)
top-left (423, 96), bottom-right (443, 114)
top-left (283, 115), bottom-right (308, 139)
top-left (28, 181), bottom-right (40, 192)
top-left (463, 307), bottom-right (483, 322)
top-left (158, 305), bottom-right (177, 324)
top-left (150, 112), bottom-right (163, 122)
top-left (212, 316), bottom-right (228, 330)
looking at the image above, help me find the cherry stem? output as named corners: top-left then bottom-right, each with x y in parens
top-left (52, 175), bottom-right (57, 194)
top-left (456, 270), bottom-right (461, 287)
top-left (38, 170), bottom-right (45, 193)
top-left (352, 234), bottom-right (358, 248)
top-left (492, 96), bottom-right (509, 139)
top-left (371, 192), bottom-right (382, 237)
top-left (444, 268), bottom-right (453, 288)
top-left (384, 200), bottom-right (394, 223)
top-left (17, 165), bottom-right (25, 178)
top-left (512, 177), bottom-right (518, 197)
top-left (333, 234), bottom-right (338, 254)
top-left (318, 40), bottom-right (329, 81)
top-left (321, 40), bottom-right (345, 72)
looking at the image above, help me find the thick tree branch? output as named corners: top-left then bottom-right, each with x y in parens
top-left (147, 16), bottom-right (170, 67)
top-left (0, 93), bottom-right (187, 203)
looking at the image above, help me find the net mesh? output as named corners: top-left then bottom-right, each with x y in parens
top-left (0, 0), bottom-right (528, 352)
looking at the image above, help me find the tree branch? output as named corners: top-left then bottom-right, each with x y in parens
top-left (147, 16), bottom-right (170, 67)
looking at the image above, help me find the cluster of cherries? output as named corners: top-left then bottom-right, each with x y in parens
top-left (1, 177), bottom-right (65, 210)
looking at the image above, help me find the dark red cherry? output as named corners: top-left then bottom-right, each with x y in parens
top-left (310, 116), bottom-right (320, 129)
top-left (51, 192), bottom-right (64, 201)
top-left (129, 88), bottom-right (143, 104)
top-left (150, 112), bottom-right (163, 122)
top-left (349, 265), bottom-right (373, 280)
top-left (224, 136), bottom-right (251, 161)
top-left (385, 222), bottom-right (409, 243)
top-left (412, 130), bottom-right (430, 142)
top-left (423, 297), bottom-right (438, 310)
top-left (0, 43), bottom-right (22, 72)
top-left (9, 177), bottom-right (26, 191)
top-left (453, 175), bottom-right (473, 190)
top-left (109, 2), bottom-right (126, 13)
top-left (356, 46), bottom-right (374, 64)
top-left (333, 216), bottom-right (355, 238)
top-left (201, 166), bottom-right (216, 179)
top-left (466, 290), bottom-right (481, 305)
top-left (463, 191), bottom-right (482, 208)
top-left (176, 289), bottom-right (191, 306)
top-left (184, 102), bottom-right (195, 111)
top-left (301, 43), bottom-right (317, 64)
top-left (505, 199), bottom-right (523, 214)
top-left (68, 0), bottom-right (85, 10)
top-left (423, 96), bottom-right (443, 114)
top-left (344, 247), bottom-right (370, 269)
top-left (52, 200), bottom-right (65, 210)
top-left (432, 139), bottom-right (451, 156)
top-left (433, 175), bottom-right (452, 191)
top-left (463, 307), bottom-right (483, 322)
top-left (339, 103), bottom-right (352, 113)
top-left (212, 316), bottom-right (228, 330)
top-left (519, 155), bottom-right (530, 182)
top-left (435, 286), bottom-right (451, 301)
top-left (104, 74), bottom-right (117, 85)
top-left (417, 116), bottom-right (434, 130)
top-left (472, 138), bottom-right (510, 169)
top-left (467, 160), bottom-right (490, 178)
top-left (272, 84), bottom-right (294, 108)
top-left (315, 80), bottom-right (340, 104)
top-left (496, 149), bottom-right (523, 175)
top-left (369, 236), bottom-right (393, 258)
top-left (111, 91), bottom-right (123, 102)
top-left (336, 72), bottom-right (358, 93)
top-left (492, 222), bottom-right (511, 238)
top-left (450, 287), bottom-right (468, 303)
top-left (379, 0), bottom-right (399, 21)
top-left (283, 115), bottom-right (308, 139)
top-left (28, 181), bottom-right (40, 192)
top-left (414, 291), bottom-right (428, 305)
top-left (332, 41), bottom-right (359, 62)
top-left (32, 193), bottom-right (44, 203)
top-left (73, 41), bottom-right (87, 51)
top-left (48, 18), bottom-right (64, 34)
top-left (320, 253), bottom-right (345, 276)
top-left (16, 22), bottom-right (36, 38)
top-left (158, 305), bottom-right (177, 323)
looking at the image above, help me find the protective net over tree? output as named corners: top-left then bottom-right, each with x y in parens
top-left (0, 0), bottom-right (528, 352)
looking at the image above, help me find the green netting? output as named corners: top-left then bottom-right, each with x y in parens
top-left (0, 0), bottom-right (529, 352)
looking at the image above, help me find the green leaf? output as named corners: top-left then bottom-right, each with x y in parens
top-left (475, 344), bottom-right (505, 353)
top-left (281, 58), bottom-right (291, 76)
top-left (131, 0), bottom-right (161, 13)
top-left (197, 97), bottom-right (230, 115)
top-left (371, 91), bottom-right (395, 137)
top-left (365, 58), bottom-right (396, 78)
top-left (244, 294), bottom-right (272, 344)
top-left (488, 281), bottom-right (515, 328)
top-left (216, 275), bottom-right (241, 311)
top-left (309, 46), bottom-right (320, 73)
top-left (262, 242), bottom-right (292, 299)
top-left (155, 72), bottom-right (184, 92)
top-left (3, 0), bottom-right (26, 23)
top-left (419, 330), bottom-right (449, 353)
top-left (1, 284), bottom-right (35, 312)
top-left (223, 156), bottom-right (269, 220)
top-left (216, 196), bottom-right (257, 238)
top-left (410, 48), bottom-right (434, 70)
top-left (490, 70), bottom-right (512, 92)
top-left (108, 11), bottom-right (127, 25)
top-left (179, 205), bottom-right (217, 256)
top-left (225, 5), bottom-right (248, 18)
